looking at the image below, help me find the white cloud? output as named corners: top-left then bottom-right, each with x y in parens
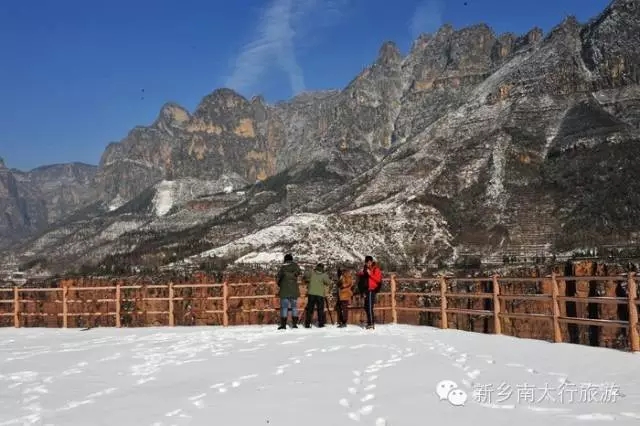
top-left (410, 0), bottom-right (444, 38)
top-left (225, 0), bottom-right (348, 98)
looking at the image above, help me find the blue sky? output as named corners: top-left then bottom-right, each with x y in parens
top-left (0, 0), bottom-right (611, 171)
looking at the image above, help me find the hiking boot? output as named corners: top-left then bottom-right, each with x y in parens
top-left (366, 324), bottom-right (375, 330)
top-left (278, 317), bottom-right (287, 330)
top-left (291, 317), bottom-right (299, 329)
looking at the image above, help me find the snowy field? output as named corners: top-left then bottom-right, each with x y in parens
top-left (1, 325), bottom-right (640, 426)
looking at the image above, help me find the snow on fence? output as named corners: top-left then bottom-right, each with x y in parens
top-left (0, 273), bottom-right (638, 351)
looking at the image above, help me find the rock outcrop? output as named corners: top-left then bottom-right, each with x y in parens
top-left (0, 160), bottom-right (96, 249)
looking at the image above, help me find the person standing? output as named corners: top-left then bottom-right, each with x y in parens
top-left (357, 256), bottom-right (382, 329)
top-left (276, 254), bottom-right (302, 330)
top-left (302, 263), bottom-right (332, 328)
top-left (336, 269), bottom-right (354, 327)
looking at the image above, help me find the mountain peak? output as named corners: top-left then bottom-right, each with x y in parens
top-left (208, 88), bottom-right (247, 102)
top-left (547, 15), bottom-right (581, 39)
top-left (376, 41), bottom-right (403, 66)
top-left (250, 95), bottom-right (266, 106)
top-left (155, 102), bottom-right (190, 129)
top-left (195, 88), bottom-right (249, 115)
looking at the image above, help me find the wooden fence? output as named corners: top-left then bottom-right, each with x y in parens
top-left (0, 273), bottom-right (638, 352)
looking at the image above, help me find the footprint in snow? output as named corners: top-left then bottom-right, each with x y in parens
top-left (359, 405), bottom-right (374, 415)
top-left (574, 413), bottom-right (616, 421)
top-left (136, 377), bottom-right (156, 385)
top-left (466, 370), bottom-right (481, 379)
top-left (621, 412), bottom-right (640, 419)
top-left (86, 388), bottom-right (117, 398)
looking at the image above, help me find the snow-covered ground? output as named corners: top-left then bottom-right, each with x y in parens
top-left (1, 325), bottom-right (639, 425)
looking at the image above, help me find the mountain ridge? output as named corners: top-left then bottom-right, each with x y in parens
top-left (3, 0), bottom-right (640, 274)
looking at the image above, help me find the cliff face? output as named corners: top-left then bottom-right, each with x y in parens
top-left (3, 0), bottom-right (640, 273)
top-left (0, 160), bottom-right (96, 249)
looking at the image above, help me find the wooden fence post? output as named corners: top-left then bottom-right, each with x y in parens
top-left (168, 283), bottom-right (174, 327)
top-left (115, 283), bottom-right (121, 328)
top-left (391, 275), bottom-right (398, 324)
top-left (551, 272), bottom-right (562, 343)
top-left (13, 286), bottom-right (19, 328)
top-left (492, 275), bottom-right (502, 334)
top-left (62, 285), bottom-right (68, 328)
top-left (627, 272), bottom-right (639, 352)
top-left (142, 284), bottom-right (148, 325)
top-left (439, 276), bottom-right (448, 329)
top-left (222, 281), bottom-right (229, 327)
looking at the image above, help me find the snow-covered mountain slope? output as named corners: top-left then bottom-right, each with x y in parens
top-left (14, 176), bottom-right (251, 267)
top-left (1, 324), bottom-right (638, 425)
top-left (145, 175), bottom-right (248, 218)
top-left (192, 201), bottom-right (454, 265)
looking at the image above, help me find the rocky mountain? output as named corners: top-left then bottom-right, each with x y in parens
top-left (3, 0), bottom-right (640, 274)
top-left (0, 158), bottom-right (97, 250)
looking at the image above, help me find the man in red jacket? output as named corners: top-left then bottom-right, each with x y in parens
top-left (357, 255), bottom-right (382, 329)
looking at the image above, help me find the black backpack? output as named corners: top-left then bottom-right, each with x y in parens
top-left (357, 270), bottom-right (369, 295)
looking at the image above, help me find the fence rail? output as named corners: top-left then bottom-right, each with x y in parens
top-left (1, 273), bottom-right (638, 352)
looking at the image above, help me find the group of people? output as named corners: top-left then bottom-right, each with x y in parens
top-left (275, 254), bottom-right (383, 330)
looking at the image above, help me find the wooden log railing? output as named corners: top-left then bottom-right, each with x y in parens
top-left (0, 274), bottom-right (638, 352)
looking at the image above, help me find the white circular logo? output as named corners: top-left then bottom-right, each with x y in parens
top-left (435, 379), bottom-right (468, 406)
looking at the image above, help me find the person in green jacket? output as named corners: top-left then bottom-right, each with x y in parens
top-left (302, 263), bottom-right (332, 328)
top-left (276, 253), bottom-right (302, 330)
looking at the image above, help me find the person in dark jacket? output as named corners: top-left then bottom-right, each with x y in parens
top-left (302, 263), bottom-right (332, 328)
top-left (356, 256), bottom-right (382, 329)
top-left (276, 253), bottom-right (302, 330)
